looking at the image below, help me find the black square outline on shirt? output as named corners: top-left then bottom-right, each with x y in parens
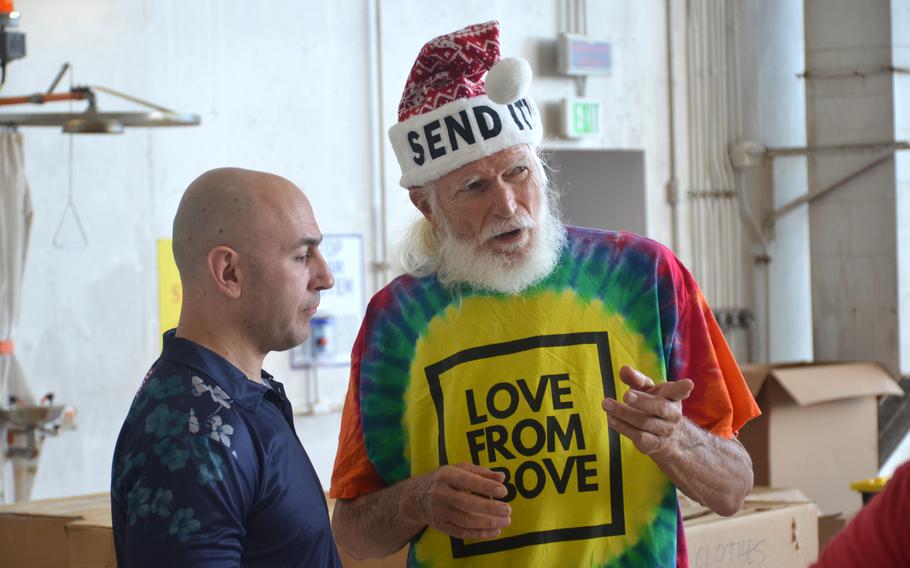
top-left (423, 331), bottom-right (625, 558)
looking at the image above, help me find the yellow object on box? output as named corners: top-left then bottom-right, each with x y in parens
top-left (851, 476), bottom-right (890, 506)
top-left (850, 476), bottom-right (890, 494)
top-left (157, 238), bottom-right (182, 341)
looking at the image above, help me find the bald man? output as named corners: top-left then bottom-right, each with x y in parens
top-left (111, 168), bottom-right (341, 567)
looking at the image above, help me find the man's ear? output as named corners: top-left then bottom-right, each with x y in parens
top-left (207, 245), bottom-right (242, 299)
top-left (409, 187), bottom-right (435, 222)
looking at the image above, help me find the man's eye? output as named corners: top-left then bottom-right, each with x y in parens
top-left (511, 165), bottom-right (529, 176)
top-left (295, 253), bottom-right (310, 261)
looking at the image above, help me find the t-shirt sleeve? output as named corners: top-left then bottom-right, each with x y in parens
top-left (111, 378), bottom-right (256, 567)
top-left (330, 320), bottom-right (387, 499)
top-left (812, 461), bottom-right (910, 567)
top-left (659, 248), bottom-right (760, 438)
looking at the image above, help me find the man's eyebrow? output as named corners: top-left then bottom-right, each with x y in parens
top-left (294, 235), bottom-right (322, 248)
top-left (454, 175), bottom-right (483, 189)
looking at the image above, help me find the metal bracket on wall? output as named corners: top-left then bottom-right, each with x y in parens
top-left (763, 141), bottom-right (910, 229)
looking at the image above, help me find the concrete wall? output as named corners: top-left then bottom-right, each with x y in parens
top-left (804, 0), bottom-right (901, 377)
top-left (735, 0), bottom-right (813, 364)
top-left (7, 0), bottom-right (681, 500)
top-left (895, 0), bottom-right (910, 375)
top-left (10, 0), bottom-right (373, 500)
top-left (548, 150), bottom-right (647, 235)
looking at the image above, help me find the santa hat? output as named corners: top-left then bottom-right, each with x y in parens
top-left (388, 20), bottom-right (543, 188)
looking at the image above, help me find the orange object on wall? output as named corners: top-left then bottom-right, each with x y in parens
top-left (0, 1), bottom-right (14, 15)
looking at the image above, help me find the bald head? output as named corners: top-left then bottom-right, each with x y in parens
top-left (171, 166), bottom-right (334, 364)
top-left (172, 167), bottom-right (305, 285)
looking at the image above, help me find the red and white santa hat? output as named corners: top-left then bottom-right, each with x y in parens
top-left (389, 20), bottom-right (543, 188)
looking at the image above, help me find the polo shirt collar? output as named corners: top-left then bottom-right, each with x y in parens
top-left (158, 329), bottom-right (274, 412)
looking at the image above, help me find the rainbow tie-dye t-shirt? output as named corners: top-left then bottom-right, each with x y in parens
top-left (331, 227), bottom-right (759, 568)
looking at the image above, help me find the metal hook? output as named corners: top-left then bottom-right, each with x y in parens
top-left (52, 133), bottom-right (88, 250)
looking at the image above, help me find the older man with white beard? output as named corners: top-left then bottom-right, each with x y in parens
top-left (330, 21), bottom-right (760, 568)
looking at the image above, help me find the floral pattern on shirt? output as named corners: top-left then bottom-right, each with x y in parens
top-left (115, 373), bottom-right (237, 544)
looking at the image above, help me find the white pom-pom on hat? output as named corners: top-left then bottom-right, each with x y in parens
top-left (484, 57), bottom-right (533, 104)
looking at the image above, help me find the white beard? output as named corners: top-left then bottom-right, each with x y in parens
top-left (401, 184), bottom-right (567, 295)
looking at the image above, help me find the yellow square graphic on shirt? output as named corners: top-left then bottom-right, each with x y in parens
top-left (423, 332), bottom-right (623, 558)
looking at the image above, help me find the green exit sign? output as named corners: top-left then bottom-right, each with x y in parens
top-left (561, 98), bottom-right (601, 138)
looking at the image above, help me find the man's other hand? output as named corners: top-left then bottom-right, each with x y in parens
top-left (416, 463), bottom-right (511, 540)
top-left (601, 365), bottom-right (695, 456)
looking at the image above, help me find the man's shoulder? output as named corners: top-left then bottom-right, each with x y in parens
top-left (116, 360), bottom-right (251, 465)
top-left (113, 361), bottom-right (255, 502)
top-left (125, 361), bottom-right (240, 420)
top-left (365, 271), bottom-right (438, 313)
top-left (564, 226), bottom-right (678, 264)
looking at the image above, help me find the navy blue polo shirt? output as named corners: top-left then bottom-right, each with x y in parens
top-left (111, 330), bottom-right (341, 567)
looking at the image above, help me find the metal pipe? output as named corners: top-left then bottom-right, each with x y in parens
top-left (766, 151), bottom-right (897, 226)
top-left (765, 140), bottom-right (910, 157)
top-left (91, 85), bottom-right (175, 115)
top-left (665, 0), bottom-right (681, 253)
top-left (686, 0), bottom-right (704, 288)
top-left (708, 0), bottom-right (724, 306)
top-left (367, 0), bottom-right (388, 290)
top-left (0, 90), bottom-right (88, 106)
top-left (46, 63), bottom-right (71, 95)
top-left (798, 65), bottom-right (910, 80)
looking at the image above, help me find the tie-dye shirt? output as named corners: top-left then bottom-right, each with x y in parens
top-left (331, 227), bottom-right (759, 568)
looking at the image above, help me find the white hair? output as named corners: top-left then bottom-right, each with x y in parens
top-left (400, 150), bottom-right (567, 295)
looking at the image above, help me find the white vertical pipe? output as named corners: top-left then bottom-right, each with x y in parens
top-left (705, 0), bottom-right (718, 306)
top-left (568, 0), bottom-right (575, 34)
top-left (665, 0), bottom-right (681, 253)
top-left (582, 0), bottom-right (589, 35)
top-left (695, 0), bottom-right (711, 295)
top-left (367, 0), bottom-right (388, 291)
top-left (715, 0), bottom-right (728, 312)
top-left (686, 0), bottom-right (700, 283)
top-left (713, 0), bottom-right (727, 310)
top-left (716, 1), bottom-right (728, 312)
top-left (703, 0), bottom-right (719, 305)
top-left (699, 0), bottom-right (710, 302)
top-left (721, 1), bottom-right (737, 314)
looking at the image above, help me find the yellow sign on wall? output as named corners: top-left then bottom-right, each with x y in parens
top-left (156, 239), bottom-right (182, 339)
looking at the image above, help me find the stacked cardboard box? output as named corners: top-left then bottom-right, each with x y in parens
top-left (1, 490), bottom-right (823, 568)
top-left (0, 493), bottom-right (408, 568)
top-left (682, 488), bottom-right (819, 568)
top-left (0, 493), bottom-right (115, 568)
top-left (738, 362), bottom-right (902, 518)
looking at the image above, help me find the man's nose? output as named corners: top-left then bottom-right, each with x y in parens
top-left (312, 253), bottom-right (334, 291)
top-left (490, 179), bottom-right (518, 217)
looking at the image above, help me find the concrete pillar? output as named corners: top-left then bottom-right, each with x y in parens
top-left (805, 0), bottom-right (902, 376)
top-left (894, 2), bottom-right (910, 374)
top-left (736, 0), bottom-right (812, 364)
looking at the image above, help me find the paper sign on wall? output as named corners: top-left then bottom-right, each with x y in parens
top-left (156, 239), bottom-right (182, 341)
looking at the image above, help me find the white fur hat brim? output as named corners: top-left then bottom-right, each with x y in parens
top-left (388, 94), bottom-right (543, 188)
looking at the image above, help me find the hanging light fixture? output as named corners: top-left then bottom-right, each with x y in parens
top-left (0, 64), bottom-right (200, 133)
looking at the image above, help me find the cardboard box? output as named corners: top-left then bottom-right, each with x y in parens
top-left (748, 487), bottom-right (847, 553)
top-left (0, 493), bottom-right (407, 568)
top-left (0, 493), bottom-right (116, 568)
top-left (738, 362), bottom-right (902, 517)
top-left (0, 489), bottom-right (828, 568)
top-left (682, 490), bottom-right (819, 568)
top-left (817, 513), bottom-right (847, 552)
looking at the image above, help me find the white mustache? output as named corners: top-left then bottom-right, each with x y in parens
top-left (479, 215), bottom-right (535, 242)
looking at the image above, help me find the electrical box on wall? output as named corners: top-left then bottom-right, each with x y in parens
top-left (558, 33), bottom-right (612, 76)
top-left (561, 97), bottom-right (601, 138)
